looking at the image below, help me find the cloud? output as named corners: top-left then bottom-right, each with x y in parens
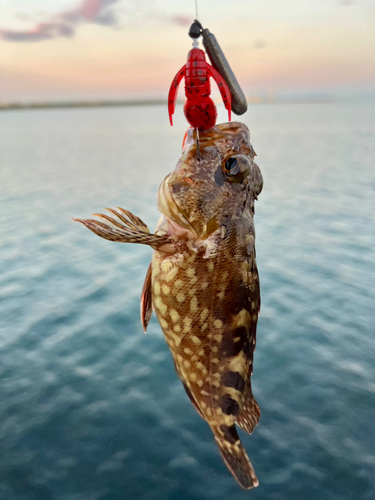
top-left (0, 0), bottom-right (119, 42)
top-left (169, 16), bottom-right (192, 28)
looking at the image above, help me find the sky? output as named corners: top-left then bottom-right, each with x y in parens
top-left (0, 0), bottom-right (375, 102)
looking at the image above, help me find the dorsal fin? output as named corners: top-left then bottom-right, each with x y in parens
top-left (140, 263), bottom-right (153, 333)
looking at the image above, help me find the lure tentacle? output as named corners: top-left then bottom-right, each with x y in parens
top-left (168, 65), bottom-right (186, 126)
top-left (206, 63), bottom-right (232, 121)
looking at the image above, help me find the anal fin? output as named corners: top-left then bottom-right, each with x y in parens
top-left (141, 263), bottom-right (153, 333)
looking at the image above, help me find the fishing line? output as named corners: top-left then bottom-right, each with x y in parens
top-left (194, 0), bottom-right (200, 160)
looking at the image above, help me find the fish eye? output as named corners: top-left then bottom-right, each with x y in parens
top-left (225, 157), bottom-right (239, 172)
top-left (223, 155), bottom-right (251, 183)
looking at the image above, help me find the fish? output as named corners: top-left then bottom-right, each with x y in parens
top-left (74, 121), bottom-right (263, 489)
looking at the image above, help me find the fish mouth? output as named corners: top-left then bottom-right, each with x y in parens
top-left (157, 175), bottom-right (199, 238)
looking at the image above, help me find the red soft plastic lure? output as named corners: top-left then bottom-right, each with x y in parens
top-left (168, 47), bottom-right (232, 131)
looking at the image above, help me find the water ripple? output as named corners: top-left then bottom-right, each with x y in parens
top-left (1, 103), bottom-right (374, 499)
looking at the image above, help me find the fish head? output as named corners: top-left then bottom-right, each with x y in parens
top-left (157, 122), bottom-right (263, 239)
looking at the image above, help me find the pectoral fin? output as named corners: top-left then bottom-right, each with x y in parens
top-left (141, 263), bottom-right (153, 333)
top-left (73, 208), bottom-right (175, 253)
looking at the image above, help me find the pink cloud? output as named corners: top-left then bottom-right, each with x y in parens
top-left (170, 16), bottom-right (192, 27)
top-left (0, 0), bottom-right (119, 42)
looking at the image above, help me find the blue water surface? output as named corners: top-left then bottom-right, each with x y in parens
top-left (0, 102), bottom-right (374, 500)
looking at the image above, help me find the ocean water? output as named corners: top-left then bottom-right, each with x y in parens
top-left (0, 101), bottom-right (374, 500)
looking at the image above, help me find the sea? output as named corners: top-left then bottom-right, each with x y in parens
top-left (0, 100), bottom-right (374, 500)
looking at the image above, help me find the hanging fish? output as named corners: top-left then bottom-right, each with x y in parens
top-left (74, 121), bottom-right (263, 489)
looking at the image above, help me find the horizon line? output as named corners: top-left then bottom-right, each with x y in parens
top-left (0, 95), bottom-right (339, 112)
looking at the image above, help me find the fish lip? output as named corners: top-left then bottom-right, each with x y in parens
top-left (157, 175), bottom-right (199, 238)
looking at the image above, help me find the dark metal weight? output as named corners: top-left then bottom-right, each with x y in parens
top-left (202, 28), bottom-right (248, 116)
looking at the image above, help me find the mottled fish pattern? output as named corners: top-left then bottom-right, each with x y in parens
top-left (74, 122), bottom-right (263, 489)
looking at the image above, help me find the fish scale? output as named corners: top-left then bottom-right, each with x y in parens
top-left (75, 122), bottom-right (263, 489)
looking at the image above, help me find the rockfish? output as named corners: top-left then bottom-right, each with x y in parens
top-left (74, 122), bottom-right (263, 489)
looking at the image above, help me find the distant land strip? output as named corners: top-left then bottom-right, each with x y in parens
top-left (0, 96), bottom-right (334, 111)
top-left (0, 99), bottom-right (169, 111)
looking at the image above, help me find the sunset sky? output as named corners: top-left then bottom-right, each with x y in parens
top-left (1, 0), bottom-right (375, 102)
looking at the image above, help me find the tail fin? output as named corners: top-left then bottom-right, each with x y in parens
top-left (215, 425), bottom-right (258, 489)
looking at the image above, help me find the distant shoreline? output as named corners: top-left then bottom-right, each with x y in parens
top-left (0, 99), bottom-right (168, 111)
top-left (0, 97), bottom-right (335, 112)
